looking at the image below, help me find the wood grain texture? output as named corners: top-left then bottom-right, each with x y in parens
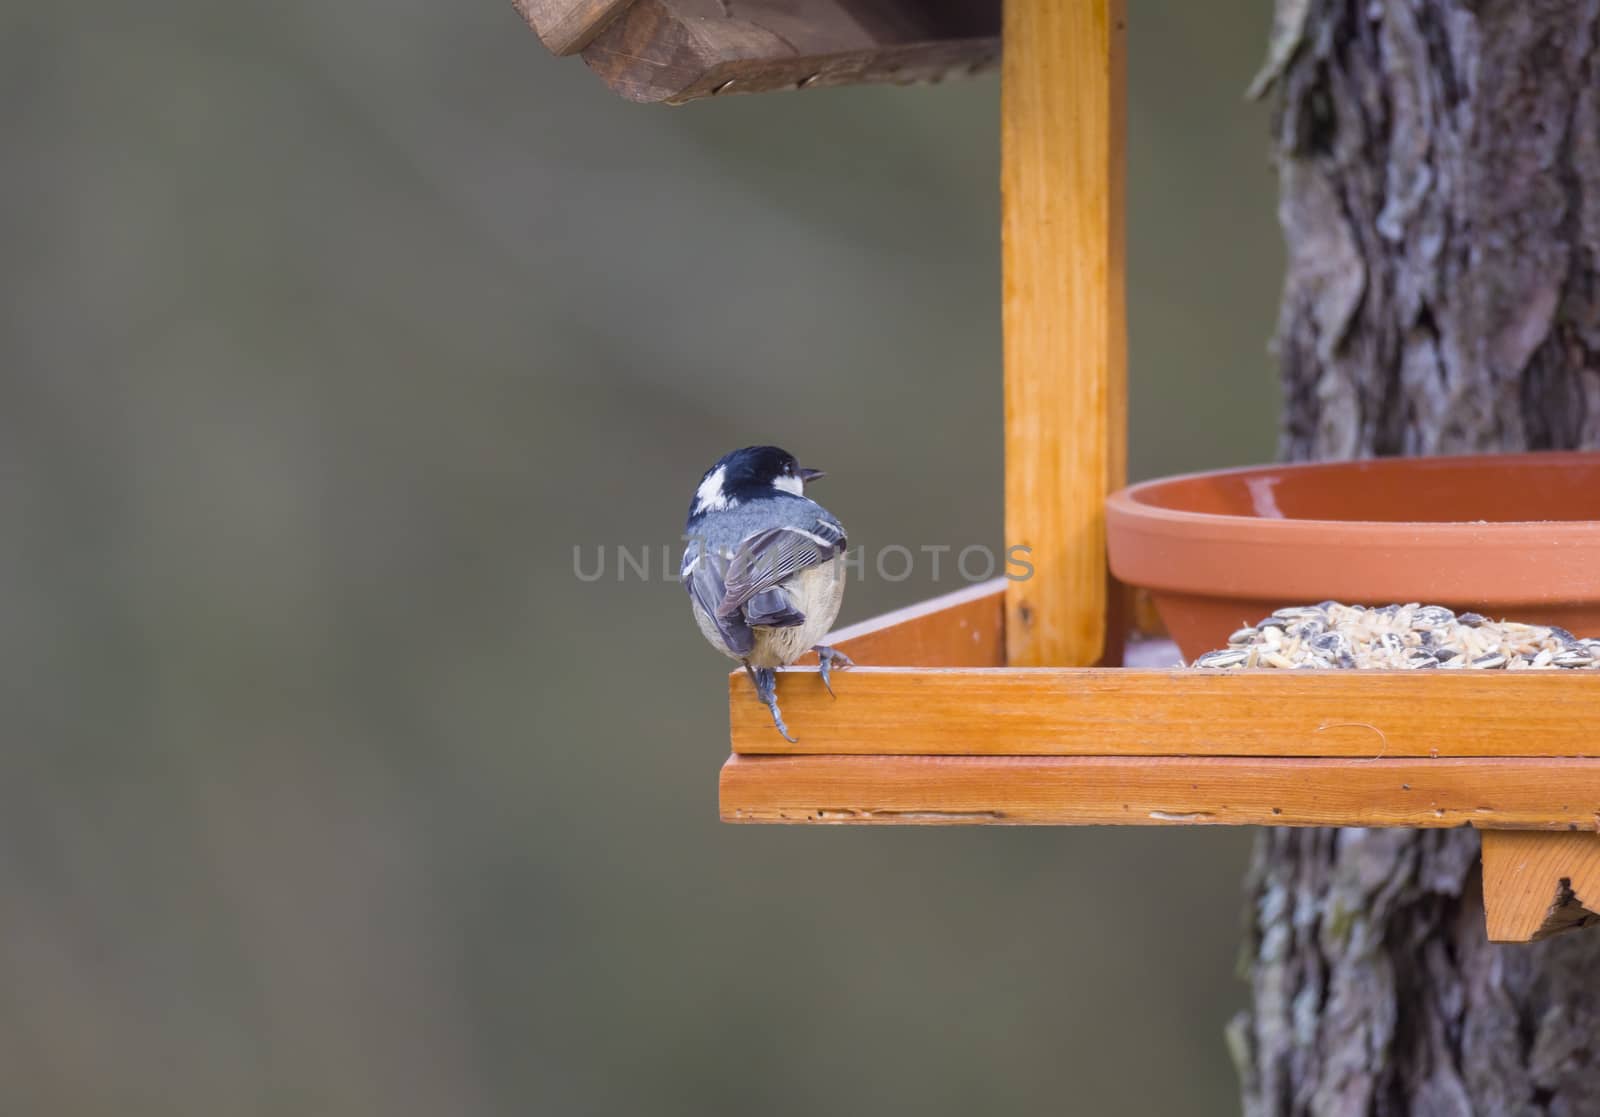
top-left (784, 579), bottom-right (1005, 669)
top-left (1480, 830), bottom-right (1600, 942)
top-left (720, 755), bottom-right (1600, 829)
top-left (729, 667), bottom-right (1600, 756)
top-left (513, 0), bottom-right (634, 56)
top-left (576, 0), bottom-right (998, 105)
top-left (1002, 0), bottom-right (1127, 667)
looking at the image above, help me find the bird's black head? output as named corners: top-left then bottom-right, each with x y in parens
top-left (687, 445), bottom-right (824, 522)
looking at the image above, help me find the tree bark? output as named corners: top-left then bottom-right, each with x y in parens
top-left (1235, 2), bottom-right (1600, 1114)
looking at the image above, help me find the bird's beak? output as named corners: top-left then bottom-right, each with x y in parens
top-left (798, 467), bottom-right (826, 483)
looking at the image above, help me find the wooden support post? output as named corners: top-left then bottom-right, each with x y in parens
top-left (1481, 830), bottom-right (1600, 943)
top-left (1001, 0), bottom-right (1128, 667)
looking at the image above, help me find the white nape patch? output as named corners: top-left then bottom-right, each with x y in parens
top-left (772, 474), bottom-right (804, 497)
top-left (693, 465), bottom-right (734, 514)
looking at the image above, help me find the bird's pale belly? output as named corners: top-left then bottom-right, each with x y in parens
top-left (693, 559), bottom-right (846, 667)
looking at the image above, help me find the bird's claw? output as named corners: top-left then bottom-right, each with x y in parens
top-left (745, 663), bottom-right (797, 742)
top-left (814, 645), bottom-right (854, 699)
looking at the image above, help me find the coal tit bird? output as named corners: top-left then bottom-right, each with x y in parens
top-left (681, 446), bottom-right (851, 741)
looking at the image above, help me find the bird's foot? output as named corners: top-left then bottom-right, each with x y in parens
top-left (745, 663), bottom-right (796, 742)
top-left (813, 645), bottom-right (854, 698)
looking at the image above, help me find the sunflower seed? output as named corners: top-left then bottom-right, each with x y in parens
top-left (1413, 605), bottom-right (1456, 627)
top-left (1193, 649), bottom-right (1249, 669)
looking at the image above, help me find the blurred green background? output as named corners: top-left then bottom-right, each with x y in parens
top-left (3, 1), bottom-right (1281, 1113)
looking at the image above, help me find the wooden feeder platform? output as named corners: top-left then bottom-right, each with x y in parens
top-left (717, 582), bottom-right (1600, 942)
top-left (520, 0), bottom-right (1600, 944)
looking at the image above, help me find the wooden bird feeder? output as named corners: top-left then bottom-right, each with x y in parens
top-left (523, 0), bottom-right (1600, 943)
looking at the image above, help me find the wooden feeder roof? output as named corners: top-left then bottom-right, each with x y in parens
top-left (515, 0), bottom-right (999, 103)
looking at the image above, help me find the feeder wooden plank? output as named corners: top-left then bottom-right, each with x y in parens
top-left (720, 755), bottom-right (1600, 829)
top-left (575, 0), bottom-right (999, 104)
top-left (729, 668), bottom-right (1600, 757)
top-left (1001, 0), bottom-right (1126, 668)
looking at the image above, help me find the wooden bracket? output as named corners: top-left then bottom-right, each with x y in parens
top-left (1481, 830), bottom-right (1600, 943)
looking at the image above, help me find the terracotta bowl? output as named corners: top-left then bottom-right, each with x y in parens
top-left (1106, 451), bottom-right (1600, 661)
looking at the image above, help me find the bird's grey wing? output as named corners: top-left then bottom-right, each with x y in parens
top-left (741, 588), bottom-right (806, 629)
top-left (716, 520), bottom-right (847, 621)
top-left (683, 545), bottom-right (754, 656)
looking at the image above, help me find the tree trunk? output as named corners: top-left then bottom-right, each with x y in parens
top-left (1235, 2), bottom-right (1600, 1114)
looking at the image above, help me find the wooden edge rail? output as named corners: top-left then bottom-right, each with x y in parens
top-left (729, 667), bottom-right (1600, 757)
top-left (719, 754), bottom-right (1600, 831)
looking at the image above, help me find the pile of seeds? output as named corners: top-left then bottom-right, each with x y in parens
top-left (1191, 602), bottom-right (1600, 671)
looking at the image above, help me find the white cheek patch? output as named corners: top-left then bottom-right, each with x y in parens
top-left (694, 465), bottom-right (732, 514)
top-left (771, 475), bottom-right (804, 497)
